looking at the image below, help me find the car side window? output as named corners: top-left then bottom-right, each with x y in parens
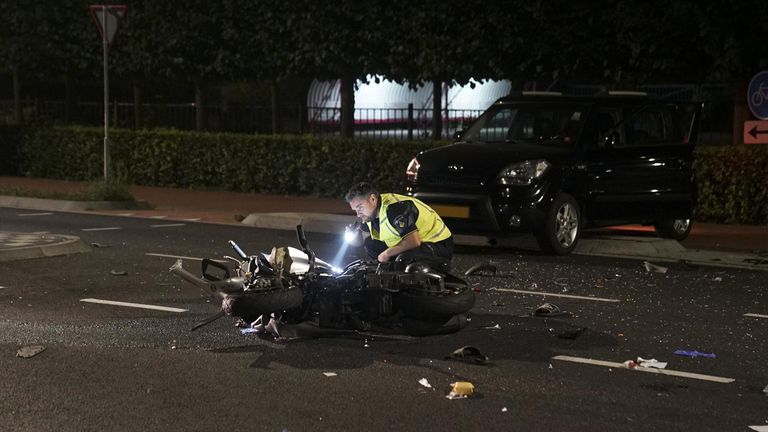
top-left (582, 109), bottom-right (620, 149)
top-left (623, 107), bottom-right (679, 147)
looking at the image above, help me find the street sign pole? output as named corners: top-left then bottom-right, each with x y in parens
top-left (102, 8), bottom-right (110, 182)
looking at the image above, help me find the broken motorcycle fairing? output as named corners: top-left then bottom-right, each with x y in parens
top-left (169, 225), bottom-right (475, 336)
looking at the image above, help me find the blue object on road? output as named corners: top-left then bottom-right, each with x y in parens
top-left (673, 349), bottom-right (716, 358)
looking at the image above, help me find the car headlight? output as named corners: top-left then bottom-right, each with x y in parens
top-left (497, 159), bottom-right (550, 186)
top-left (406, 157), bottom-right (420, 182)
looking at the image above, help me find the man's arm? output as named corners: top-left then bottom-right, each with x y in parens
top-left (378, 230), bottom-right (421, 262)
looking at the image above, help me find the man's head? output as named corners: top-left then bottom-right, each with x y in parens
top-left (345, 182), bottom-right (379, 222)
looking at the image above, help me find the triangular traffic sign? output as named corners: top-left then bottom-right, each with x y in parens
top-left (89, 5), bottom-right (128, 46)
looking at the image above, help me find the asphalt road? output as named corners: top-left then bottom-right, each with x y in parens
top-left (1, 208), bottom-right (767, 432)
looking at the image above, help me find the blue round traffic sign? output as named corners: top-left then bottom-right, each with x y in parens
top-left (748, 71), bottom-right (768, 120)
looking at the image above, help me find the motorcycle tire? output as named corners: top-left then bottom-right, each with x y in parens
top-left (396, 287), bottom-right (475, 320)
top-left (225, 288), bottom-right (304, 322)
top-left (402, 314), bottom-right (469, 336)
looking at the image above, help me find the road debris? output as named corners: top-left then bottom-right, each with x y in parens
top-left (643, 261), bottom-right (668, 274)
top-left (110, 270), bottom-right (128, 276)
top-left (557, 327), bottom-right (586, 340)
top-left (17, 345), bottom-right (46, 358)
top-left (749, 426), bottom-right (768, 432)
top-left (418, 378), bottom-right (433, 389)
top-left (445, 346), bottom-right (489, 365)
top-left (502, 407), bottom-right (508, 412)
top-left (446, 381), bottom-right (474, 399)
top-left (464, 263), bottom-right (497, 276)
top-left (763, 384), bottom-right (768, 396)
top-left (532, 302), bottom-right (570, 318)
top-left (625, 357), bottom-right (667, 369)
top-left (90, 242), bottom-right (110, 248)
top-left (483, 324), bottom-right (501, 330)
top-left (673, 349), bottom-right (716, 358)
top-left (323, 372), bottom-right (337, 377)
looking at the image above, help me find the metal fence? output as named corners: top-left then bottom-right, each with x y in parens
top-left (0, 83), bottom-right (735, 144)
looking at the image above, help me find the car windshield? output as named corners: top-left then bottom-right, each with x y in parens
top-left (462, 103), bottom-right (588, 146)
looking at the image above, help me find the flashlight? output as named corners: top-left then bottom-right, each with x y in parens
top-left (344, 221), bottom-right (362, 245)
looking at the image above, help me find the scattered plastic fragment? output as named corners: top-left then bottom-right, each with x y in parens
top-left (623, 360), bottom-right (638, 369)
top-left (763, 384), bottom-right (768, 396)
top-left (240, 327), bottom-right (261, 334)
top-left (17, 345), bottom-right (46, 358)
top-left (749, 426), bottom-right (768, 432)
top-left (673, 350), bottom-right (716, 358)
top-left (484, 324), bottom-right (501, 330)
top-left (637, 357), bottom-right (667, 369)
top-left (110, 270), bottom-right (128, 276)
top-left (713, 277), bottom-right (723, 282)
top-left (323, 372), bottom-right (337, 377)
top-left (446, 381), bottom-right (474, 399)
top-left (418, 378), bottom-right (433, 389)
top-left (643, 261), bottom-right (668, 274)
top-left (90, 242), bottom-right (110, 248)
top-left (464, 263), bottom-right (497, 276)
top-left (445, 346), bottom-right (489, 365)
top-left (532, 302), bottom-right (570, 318)
top-left (501, 407), bottom-right (508, 413)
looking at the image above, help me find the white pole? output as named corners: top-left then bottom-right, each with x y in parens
top-left (102, 8), bottom-right (110, 182)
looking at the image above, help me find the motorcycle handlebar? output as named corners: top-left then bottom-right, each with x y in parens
top-left (228, 240), bottom-right (248, 260)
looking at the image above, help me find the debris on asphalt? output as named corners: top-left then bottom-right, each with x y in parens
top-left (623, 360), bottom-right (639, 369)
top-left (713, 277), bottom-right (723, 282)
top-left (763, 384), bottom-right (768, 396)
top-left (446, 381), bottom-right (474, 399)
top-left (418, 378), bottom-right (434, 389)
top-left (643, 261), bottom-right (668, 274)
top-left (502, 407), bottom-right (508, 413)
top-left (445, 346), bottom-right (489, 365)
top-left (557, 327), bottom-right (586, 340)
top-left (748, 426), bottom-right (768, 432)
top-left (637, 357), bottom-right (667, 369)
top-left (323, 372), bottom-right (337, 377)
top-left (464, 263), bottom-right (497, 276)
top-left (532, 302), bottom-right (570, 318)
top-left (90, 242), bottom-right (110, 248)
top-left (673, 349), bottom-right (716, 358)
top-left (110, 270), bottom-right (128, 276)
top-left (484, 324), bottom-right (501, 330)
top-left (17, 345), bottom-right (46, 358)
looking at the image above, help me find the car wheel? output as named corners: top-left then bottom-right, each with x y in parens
top-left (654, 218), bottom-right (692, 241)
top-left (535, 193), bottom-right (580, 255)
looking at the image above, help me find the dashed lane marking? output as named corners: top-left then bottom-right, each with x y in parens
top-left (82, 227), bottom-right (122, 232)
top-left (150, 223), bottom-right (186, 228)
top-left (145, 252), bottom-right (226, 263)
top-left (490, 288), bottom-right (621, 303)
top-left (150, 215), bottom-right (167, 219)
top-left (552, 355), bottom-right (735, 383)
top-left (17, 212), bottom-right (54, 217)
top-left (182, 218), bottom-right (201, 222)
top-left (80, 298), bottom-right (188, 313)
top-left (744, 313), bottom-right (768, 319)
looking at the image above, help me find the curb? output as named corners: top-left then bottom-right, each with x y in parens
top-left (0, 195), bottom-right (151, 212)
top-left (0, 232), bottom-right (91, 262)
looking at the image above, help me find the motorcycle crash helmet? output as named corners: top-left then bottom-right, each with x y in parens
top-left (248, 253), bottom-right (274, 276)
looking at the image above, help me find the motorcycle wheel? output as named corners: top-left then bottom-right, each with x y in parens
top-left (396, 286), bottom-right (475, 320)
top-left (402, 314), bottom-right (469, 336)
top-left (225, 288), bottom-right (304, 322)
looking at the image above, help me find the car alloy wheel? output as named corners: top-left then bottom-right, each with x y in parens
top-left (672, 219), bottom-right (691, 234)
top-left (555, 202), bottom-right (579, 248)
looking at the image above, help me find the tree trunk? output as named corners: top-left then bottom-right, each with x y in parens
top-left (133, 79), bottom-right (143, 129)
top-left (431, 80), bottom-right (442, 140)
top-left (12, 66), bottom-right (22, 123)
top-left (732, 79), bottom-right (747, 145)
top-left (340, 77), bottom-right (355, 138)
top-left (271, 80), bottom-right (280, 134)
top-left (195, 79), bottom-right (205, 131)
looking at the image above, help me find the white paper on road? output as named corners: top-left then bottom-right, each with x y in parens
top-left (637, 357), bottom-right (667, 369)
top-left (418, 378), bottom-right (433, 389)
top-left (323, 372), bottom-right (338, 377)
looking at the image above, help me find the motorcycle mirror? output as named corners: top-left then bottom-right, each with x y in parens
top-left (202, 258), bottom-right (230, 281)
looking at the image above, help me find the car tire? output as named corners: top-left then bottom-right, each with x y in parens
top-left (535, 193), bottom-right (580, 255)
top-left (654, 218), bottom-right (692, 241)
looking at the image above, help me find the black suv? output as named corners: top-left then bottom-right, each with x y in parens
top-left (404, 91), bottom-right (702, 254)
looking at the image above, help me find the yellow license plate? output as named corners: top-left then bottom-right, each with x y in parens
top-left (431, 204), bottom-right (470, 219)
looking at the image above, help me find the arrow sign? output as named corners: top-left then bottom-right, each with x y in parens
top-left (744, 120), bottom-right (768, 144)
top-left (89, 5), bottom-right (127, 47)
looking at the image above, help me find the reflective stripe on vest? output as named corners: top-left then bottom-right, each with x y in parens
top-left (367, 193), bottom-right (452, 247)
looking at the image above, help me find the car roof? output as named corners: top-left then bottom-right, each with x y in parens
top-left (494, 91), bottom-right (662, 106)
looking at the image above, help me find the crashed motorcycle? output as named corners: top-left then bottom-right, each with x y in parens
top-left (169, 225), bottom-right (475, 336)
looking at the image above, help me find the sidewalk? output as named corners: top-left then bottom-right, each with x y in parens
top-left (0, 176), bottom-right (766, 269)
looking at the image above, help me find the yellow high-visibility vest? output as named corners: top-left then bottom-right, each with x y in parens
top-left (367, 193), bottom-right (451, 247)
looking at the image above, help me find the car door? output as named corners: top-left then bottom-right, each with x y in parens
top-left (580, 102), bottom-right (696, 224)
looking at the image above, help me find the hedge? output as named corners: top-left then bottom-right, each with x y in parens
top-left (0, 125), bottom-right (766, 224)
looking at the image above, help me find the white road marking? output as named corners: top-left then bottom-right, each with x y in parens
top-left (150, 223), bottom-right (186, 228)
top-left (182, 218), bottom-right (201, 222)
top-left (82, 227), bottom-right (122, 232)
top-left (490, 288), bottom-right (621, 303)
top-left (32, 231), bottom-right (49, 234)
top-left (744, 313), bottom-right (768, 319)
top-left (17, 212), bottom-right (54, 217)
top-left (145, 252), bottom-right (226, 263)
top-left (0, 286), bottom-right (6, 290)
top-left (150, 215), bottom-right (167, 219)
top-left (552, 355), bottom-right (735, 383)
top-left (80, 298), bottom-right (187, 313)
top-left (117, 213), bottom-right (134, 216)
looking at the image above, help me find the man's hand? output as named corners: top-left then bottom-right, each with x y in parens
top-left (377, 231), bottom-right (421, 262)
